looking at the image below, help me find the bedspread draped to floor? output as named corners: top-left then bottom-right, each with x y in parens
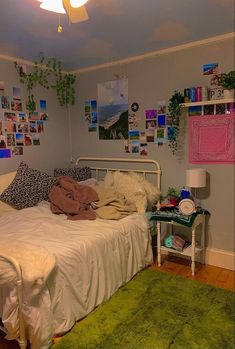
top-left (0, 203), bottom-right (153, 349)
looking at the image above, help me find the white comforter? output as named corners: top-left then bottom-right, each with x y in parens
top-left (0, 203), bottom-right (153, 349)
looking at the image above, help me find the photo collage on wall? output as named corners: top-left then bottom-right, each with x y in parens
top-left (0, 81), bottom-right (49, 159)
top-left (83, 80), bottom-right (178, 156)
top-left (124, 100), bottom-right (168, 156)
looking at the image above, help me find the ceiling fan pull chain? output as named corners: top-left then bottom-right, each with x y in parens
top-left (58, 14), bottom-right (63, 33)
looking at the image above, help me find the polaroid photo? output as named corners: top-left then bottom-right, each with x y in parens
top-left (157, 114), bottom-right (166, 127)
top-left (140, 143), bottom-right (148, 156)
top-left (15, 133), bottom-right (24, 146)
top-left (157, 101), bottom-right (166, 115)
top-left (40, 113), bottom-right (48, 121)
top-left (18, 112), bottom-right (28, 122)
top-left (32, 134), bottom-right (40, 146)
top-left (145, 109), bottom-right (157, 119)
top-left (91, 112), bottom-right (97, 124)
top-left (6, 134), bottom-right (16, 147)
top-left (140, 132), bottom-right (146, 142)
top-left (17, 123), bottom-right (29, 133)
top-left (11, 101), bottom-right (22, 112)
top-left (0, 134), bottom-right (7, 148)
top-left (37, 120), bottom-right (44, 133)
top-left (203, 63), bottom-right (218, 75)
top-left (12, 147), bottom-right (23, 156)
top-left (13, 87), bottom-right (21, 101)
top-left (131, 140), bottom-right (140, 154)
top-left (40, 100), bottom-right (47, 112)
top-left (146, 119), bottom-right (156, 130)
top-left (88, 124), bottom-right (97, 132)
top-left (154, 128), bottom-right (167, 144)
top-left (5, 122), bottom-right (16, 133)
top-left (29, 112), bottom-right (40, 121)
top-left (4, 112), bottom-right (17, 122)
top-left (84, 101), bottom-right (91, 113)
top-left (129, 130), bottom-right (140, 140)
top-left (1, 96), bottom-right (10, 109)
top-left (124, 140), bottom-right (130, 153)
top-left (30, 122), bottom-right (37, 133)
top-left (146, 129), bottom-right (154, 142)
top-left (0, 81), bottom-right (5, 96)
top-left (24, 134), bottom-right (33, 146)
top-left (91, 100), bottom-right (97, 112)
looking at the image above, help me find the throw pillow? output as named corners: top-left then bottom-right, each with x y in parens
top-left (0, 162), bottom-right (57, 209)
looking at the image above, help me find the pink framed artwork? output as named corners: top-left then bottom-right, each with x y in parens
top-left (189, 113), bottom-right (235, 164)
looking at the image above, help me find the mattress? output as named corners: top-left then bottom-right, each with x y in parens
top-left (0, 202), bottom-right (153, 349)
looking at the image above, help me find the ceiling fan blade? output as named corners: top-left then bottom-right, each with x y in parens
top-left (62, 0), bottom-right (89, 23)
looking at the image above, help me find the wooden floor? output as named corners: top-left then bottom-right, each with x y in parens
top-left (1, 256), bottom-right (234, 349)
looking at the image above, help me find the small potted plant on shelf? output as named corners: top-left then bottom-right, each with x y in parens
top-left (210, 70), bottom-right (235, 99)
top-left (219, 70), bottom-right (235, 99)
top-left (165, 187), bottom-right (181, 206)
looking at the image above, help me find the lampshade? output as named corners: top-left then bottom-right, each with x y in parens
top-left (40, 0), bottom-right (66, 14)
top-left (186, 168), bottom-right (206, 188)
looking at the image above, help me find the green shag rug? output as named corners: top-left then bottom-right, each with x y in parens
top-left (53, 269), bottom-right (235, 349)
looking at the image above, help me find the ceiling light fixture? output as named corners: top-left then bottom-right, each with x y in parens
top-left (39, 0), bottom-right (66, 14)
top-left (70, 0), bottom-right (88, 8)
top-left (38, 0), bottom-right (89, 23)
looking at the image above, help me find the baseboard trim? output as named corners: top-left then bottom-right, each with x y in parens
top-left (205, 248), bottom-right (235, 271)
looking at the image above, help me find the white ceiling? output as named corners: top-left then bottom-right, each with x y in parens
top-left (0, 0), bottom-right (234, 71)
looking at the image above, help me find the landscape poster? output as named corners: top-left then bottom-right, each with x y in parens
top-left (98, 79), bottom-right (128, 140)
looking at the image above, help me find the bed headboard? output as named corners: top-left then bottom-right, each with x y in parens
top-left (75, 157), bottom-right (161, 193)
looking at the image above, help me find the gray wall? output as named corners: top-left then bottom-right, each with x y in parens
top-left (0, 59), bottom-right (71, 174)
top-left (70, 37), bottom-right (234, 252)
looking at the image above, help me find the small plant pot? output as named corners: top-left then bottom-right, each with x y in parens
top-left (169, 197), bottom-right (179, 206)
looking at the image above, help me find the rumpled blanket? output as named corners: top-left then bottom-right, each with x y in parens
top-left (0, 238), bottom-right (56, 300)
top-left (92, 183), bottom-right (136, 220)
top-left (49, 176), bottom-right (98, 220)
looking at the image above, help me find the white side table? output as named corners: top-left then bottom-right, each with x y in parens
top-left (150, 211), bottom-right (206, 275)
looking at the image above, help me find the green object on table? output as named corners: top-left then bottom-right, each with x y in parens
top-left (53, 269), bottom-right (234, 349)
top-left (150, 208), bottom-right (209, 227)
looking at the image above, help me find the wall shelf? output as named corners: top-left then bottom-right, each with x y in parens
top-left (180, 98), bottom-right (234, 108)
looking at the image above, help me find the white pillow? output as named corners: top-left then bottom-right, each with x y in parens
top-left (0, 171), bottom-right (17, 195)
top-left (104, 171), bottom-right (147, 214)
top-left (128, 171), bottom-right (161, 210)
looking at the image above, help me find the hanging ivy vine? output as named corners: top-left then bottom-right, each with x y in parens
top-left (167, 90), bottom-right (184, 154)
top-left (14, 53), bottom-right (76, 112)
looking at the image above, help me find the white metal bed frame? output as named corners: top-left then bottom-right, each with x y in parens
top-left (0, 157), bottom-right (161, 349)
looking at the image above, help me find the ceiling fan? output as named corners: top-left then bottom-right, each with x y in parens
top-left (37, 0), bottom-right (89, 23)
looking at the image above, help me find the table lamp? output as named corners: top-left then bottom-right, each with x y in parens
top-left (186, 168), bottom-right (206, 207)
